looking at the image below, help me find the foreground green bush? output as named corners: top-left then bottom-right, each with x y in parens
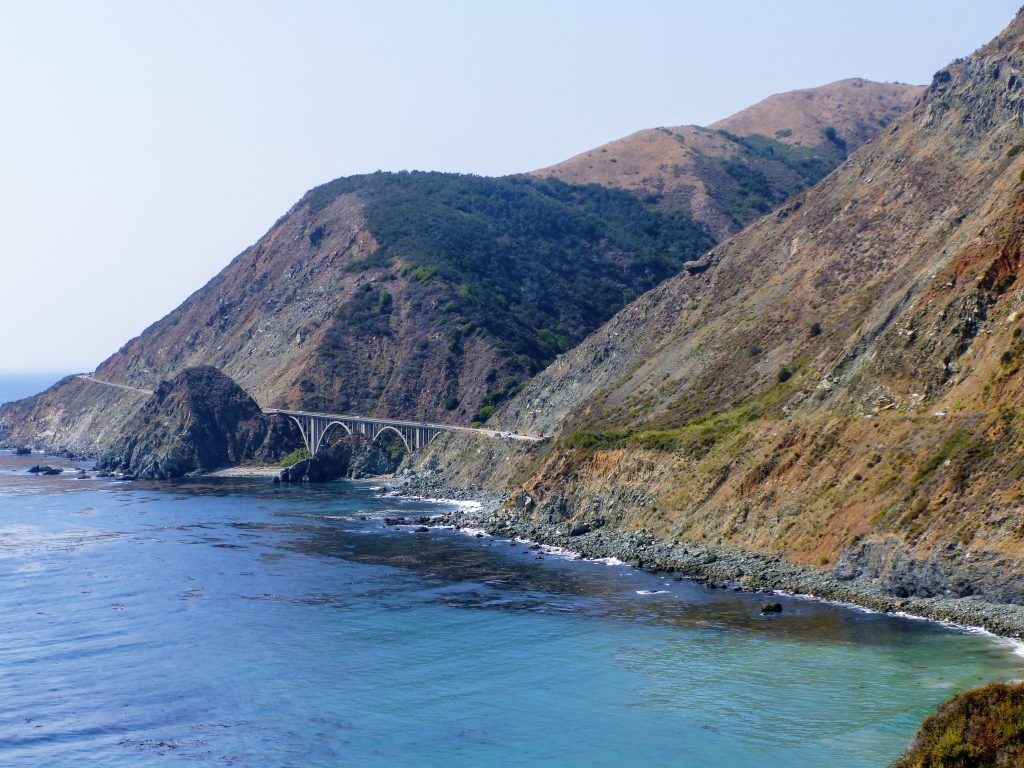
top-left (893, 681), bottom-right (1024, 767)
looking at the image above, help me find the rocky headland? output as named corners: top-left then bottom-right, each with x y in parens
top-left (96, 366), bottom-right (298, 479)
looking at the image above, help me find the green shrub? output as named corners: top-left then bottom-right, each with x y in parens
top-left (564, 429), bottom-right (630, 451)
top-left (910, 430), bottom-right (969, 492)
top-left (444, 395), bottom-right (459, 410)
top-left (809, 322), bottom-right (822, 337)
top-left (1008, 144), bottom-right (1024, 157)
top-left (279, 447), bottom-right (311, 467)
top-left (893, 682), bottom-right (1024, 768)
top-left (635, 405), bottom-right (759, 456)
top-left (823, 125), bottom-right (847, 151)
top-left (777, 366), bottom-right (793, 383)
top-left (473, 405), bottom-right (497, 423)
top-left (409, 265), bottom-right (437, 285)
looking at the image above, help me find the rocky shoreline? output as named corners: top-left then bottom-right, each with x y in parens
top-left (391, 472), bottom-right (1024, 642)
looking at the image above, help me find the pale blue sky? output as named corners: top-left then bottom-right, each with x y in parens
top-left (1, 0), bottom-right (1019, 372)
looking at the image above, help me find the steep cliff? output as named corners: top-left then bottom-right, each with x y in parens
top-left (425, 10), bottom-right (1024, 606)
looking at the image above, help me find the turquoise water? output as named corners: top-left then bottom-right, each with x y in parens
top-left (0, 372), bottom-right (68, 405)
top-left (0, 452), bottom-right (1021, 766)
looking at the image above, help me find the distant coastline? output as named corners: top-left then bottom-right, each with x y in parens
top-left (0, 373), bottom-right (69, 407)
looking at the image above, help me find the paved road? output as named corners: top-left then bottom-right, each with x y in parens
top-left (75, 374), bottom-right (154, 396)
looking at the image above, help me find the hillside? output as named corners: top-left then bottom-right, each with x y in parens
top-left (422, 11), bottom-right (1024, 608)
top-left (535, 78), bottom-right (922, 239)
top-left (0, 174), bottom-right (708, 454)
top-left (0, 80), bottom-right (919, 457)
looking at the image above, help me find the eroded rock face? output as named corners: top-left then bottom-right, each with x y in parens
top-left (97, 366), bottom-right (298, 479)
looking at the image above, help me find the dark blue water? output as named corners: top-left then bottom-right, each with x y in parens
top-left (0, 452), bottom-right (1021, 767)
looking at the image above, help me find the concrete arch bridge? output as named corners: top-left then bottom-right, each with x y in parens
top-left (264, 408), bottom-right (542, 456)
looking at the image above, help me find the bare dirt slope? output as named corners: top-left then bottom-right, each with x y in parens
top-left (711, 78), bottom-right (922, 148)
top-left (536, 79), bottom-right (922, 239)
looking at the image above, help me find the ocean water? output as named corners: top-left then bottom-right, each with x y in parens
top-left (0, 372), bottom-right (68, 405)
top-left (0, 452), bottom-right (1022, 767)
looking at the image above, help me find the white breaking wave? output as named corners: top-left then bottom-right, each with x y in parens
top-left (590, 556), bottom-right (626, 566)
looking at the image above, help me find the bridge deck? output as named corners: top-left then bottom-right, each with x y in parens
top-left (262, 408), bottom-right (545, 443)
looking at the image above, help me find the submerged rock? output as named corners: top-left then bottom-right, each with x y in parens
top-left (27, 465), bottom-right (62, 475)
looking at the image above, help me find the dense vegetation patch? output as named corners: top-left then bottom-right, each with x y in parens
top-left (306, 172), bottom-right (709, 372)
top-left (301, 171), bottom-right (712, 417)
top-left (564, 402), bottom-right (762, 458)
top-left (892, 682), bottom-right (1024, 767)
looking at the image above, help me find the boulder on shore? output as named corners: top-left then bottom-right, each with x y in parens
top-left (275, 436), bottom-right (403, 483)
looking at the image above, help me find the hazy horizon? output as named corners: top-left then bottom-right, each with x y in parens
top-left (2, 0), bottom-right (1020, 373)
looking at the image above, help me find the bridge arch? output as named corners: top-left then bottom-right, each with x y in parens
top-left (286, 415), bottom-right (353, 456)
top-left (318, 421), bottom-right (354, 455)
top-left (372, 424), bottom-right (411, 453)
top-left (267, 407), bottom-right (542, 459)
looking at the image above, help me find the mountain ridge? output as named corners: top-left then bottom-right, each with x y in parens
top-left (534, 78), bottom-right (923, 239)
